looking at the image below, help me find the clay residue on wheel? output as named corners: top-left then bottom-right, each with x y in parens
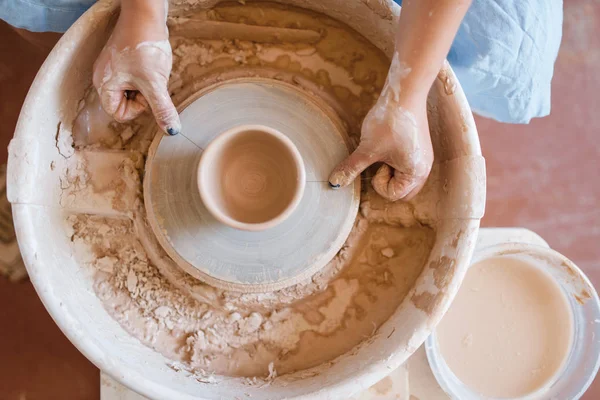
top-left (63, 2), bottom-right (439, 382)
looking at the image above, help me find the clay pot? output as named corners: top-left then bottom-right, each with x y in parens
top-left (197, 125), bottom-right (306, 231)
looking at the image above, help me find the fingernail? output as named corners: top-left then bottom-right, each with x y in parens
top-left (328, 172), bottom-right (342, 189)
top-left (166, 127), bottom-right (179, 136)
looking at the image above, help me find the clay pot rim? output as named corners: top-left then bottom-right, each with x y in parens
top-left (197, 124), bottom-right (307, 232)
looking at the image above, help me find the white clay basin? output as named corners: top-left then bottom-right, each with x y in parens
top-left (7, 0), bottom-right (486, 399)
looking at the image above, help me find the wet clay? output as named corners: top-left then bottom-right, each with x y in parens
top-left (66, 2), bottom-right (436, 381)
top-left (70, 215), bottom-right (433, 378)
top-left (436, 256), bottom-right (574, 398)
top-left (199, 127), bottom-right (303, 226)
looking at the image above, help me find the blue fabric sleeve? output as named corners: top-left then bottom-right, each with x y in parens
top-left (396, 0), bottom-right (563, 123)
top-left (0, 0), bottom-right (94, 33)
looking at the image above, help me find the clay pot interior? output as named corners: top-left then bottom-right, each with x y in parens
top-left (197, 124), bottom-right (306, 231)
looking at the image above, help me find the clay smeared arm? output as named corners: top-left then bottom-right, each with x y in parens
top-left (92, 0), bottom-right (182, 136)
top-left (393, 0), bottom-right (471, 98)
top-left (329, 0), bottom-right (471, 201)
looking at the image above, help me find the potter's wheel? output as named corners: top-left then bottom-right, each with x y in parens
top-left (144, 78), bottom-right (360, 292)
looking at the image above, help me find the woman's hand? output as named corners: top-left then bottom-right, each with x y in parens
top-left (329, 0), bottom-right (470, 201)
top-left (92, 0), bottom-right (181, 136)
top-left (328, 56), bottom-right (434, 201)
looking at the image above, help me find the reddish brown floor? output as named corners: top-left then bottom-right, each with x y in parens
top-left (0, 1), bottom-right (599, 398)
top-left (0, 23), bottom-right (101, 400)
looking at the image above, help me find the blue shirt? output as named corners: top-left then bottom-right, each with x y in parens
top-left (0, 0), bottom-right (95, 32)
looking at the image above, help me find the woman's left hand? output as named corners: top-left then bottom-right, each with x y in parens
top-left (328, 58), bottom-right (434, 201)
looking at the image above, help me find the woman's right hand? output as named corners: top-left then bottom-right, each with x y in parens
top-left (92, 0), bottom-right (181, 136)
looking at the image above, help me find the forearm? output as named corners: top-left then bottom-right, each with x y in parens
top-left (116, 0), bottom-right (169, 43)
top-left (121, 0), bottom-right (166, 20)
top-left (394, 0), bottom-right (471, 101)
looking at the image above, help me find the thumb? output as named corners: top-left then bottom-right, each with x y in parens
top-left (328, 145), bottom-right (378, 189)
top-left (142, 84), bottom-right (182, 136)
